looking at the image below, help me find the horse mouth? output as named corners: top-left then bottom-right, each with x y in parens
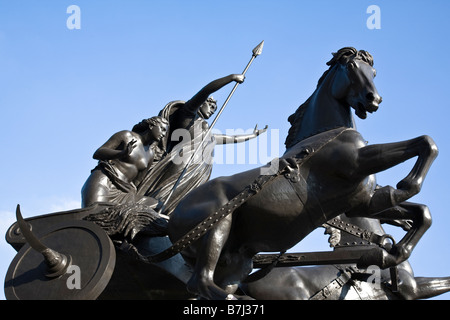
top-left (355, 102), bottom-right (368, 119)
top-left (355, 102), bottom-right (378, 119)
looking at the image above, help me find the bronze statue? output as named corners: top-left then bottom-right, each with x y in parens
top-left (81, 116), bottom-right (169, 208)
top-left (163, 47), bottom-right (438, 300)
top-left (5, 45), bottom-right (444, 301)
top-left (136, 73), bottom-right (267, 215)
top-left (242, 211), bottom-right (450, 300)
top-left (80, 116), bottom-right (171, 241)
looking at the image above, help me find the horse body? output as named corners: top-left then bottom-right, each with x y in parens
top-left (170, 128), bottom-right (372, 251)
top-left (242, 213), bottom-right (450, 300)
top-left (168, 47), bottom-right (438, 300)
top-left (241, 264), bottom-right (399, 300)
top-left (232, 130), bottom-right (373, 251)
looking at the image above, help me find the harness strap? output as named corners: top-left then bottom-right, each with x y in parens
top-left (324, 217), bottom-right (396, 248)
top-left (309, 267), bottom-right (352, 300)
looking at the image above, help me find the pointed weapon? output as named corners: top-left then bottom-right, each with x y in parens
top-left (209, 40), bottom-right (264, 129)
top-left (158, 41), bottom-right (264, 215)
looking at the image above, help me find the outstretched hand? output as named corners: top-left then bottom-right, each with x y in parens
top-left (254, 124), bottom-right (268, 136)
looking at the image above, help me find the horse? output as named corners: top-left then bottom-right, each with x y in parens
top-left (167, 47), bottom-right (439, 300)
top-left (241, 210), bottom-right (450, 300)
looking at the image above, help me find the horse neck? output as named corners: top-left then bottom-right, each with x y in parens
top-left (286, 67), bottom-right (356, 149)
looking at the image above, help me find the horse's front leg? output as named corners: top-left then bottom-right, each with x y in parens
top-left (355, 202), bottom-right (432, 269)
top-left (356, 135), bottom-right (438, 213)
top-left (373, 202), bottom-right (432, 268)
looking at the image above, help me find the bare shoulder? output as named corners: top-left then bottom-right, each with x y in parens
top-left (111, 130), bottom-right (138, 141)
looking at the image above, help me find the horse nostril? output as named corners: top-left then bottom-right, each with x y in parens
top-left (366, 92), bottom-right (382, 104)
top-left (366, 92), bottom-right (375, 102)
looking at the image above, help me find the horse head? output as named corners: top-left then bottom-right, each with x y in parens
top-left (328, 47), bottom-right (382, 120)
top-left (285, 47), bottom-right (382, 149)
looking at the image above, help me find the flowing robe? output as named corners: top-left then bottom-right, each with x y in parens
top-left (136, 101), bottom-right (216, 215)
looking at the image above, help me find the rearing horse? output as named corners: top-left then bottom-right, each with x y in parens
top-left (167, 47), bottom-right (438, 300)
top-left (242, 211), bottom-right (450, 300)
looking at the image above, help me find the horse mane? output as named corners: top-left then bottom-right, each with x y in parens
top-left (285, 47), bottom-right (374, 149)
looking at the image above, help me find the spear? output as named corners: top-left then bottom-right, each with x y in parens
top-left (158, 40), bottom-right (264, 215)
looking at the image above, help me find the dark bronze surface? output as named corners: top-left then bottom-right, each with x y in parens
top-left (4, 45), bottom-right (444, 300)
top-left (242, 214), bottom-right (450, 300)
top-left (166, 47), bottom-right (438, 299)
top-left (5, 218), bottom-right (115, 300)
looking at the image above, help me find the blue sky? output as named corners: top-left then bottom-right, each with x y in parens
top-left (1, 1), bottom-right (450, 300)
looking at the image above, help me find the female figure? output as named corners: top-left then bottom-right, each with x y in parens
top-left (137, 74), bottom-right (267, 215)
top-left (81, 116), bottom-right (169, 208)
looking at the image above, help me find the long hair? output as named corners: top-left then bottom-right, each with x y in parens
top-left (132, 116), bottom-right (169, 133)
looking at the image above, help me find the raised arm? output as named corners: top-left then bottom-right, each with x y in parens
top-left (184, 74), bottom-right (244, 114)
top-left (214, 125), bottom-right (268, 145)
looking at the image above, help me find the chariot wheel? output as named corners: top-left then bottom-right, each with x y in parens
top-left (4, 217), bottom-right (116, 300)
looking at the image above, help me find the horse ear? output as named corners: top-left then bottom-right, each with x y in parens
top-left (326, 53), bottom-right (337, 66)
top-left (327, 47), bottom-right (358, 66)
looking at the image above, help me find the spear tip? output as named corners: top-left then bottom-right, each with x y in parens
top-left (252, 40), bottom-right (264, 56)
